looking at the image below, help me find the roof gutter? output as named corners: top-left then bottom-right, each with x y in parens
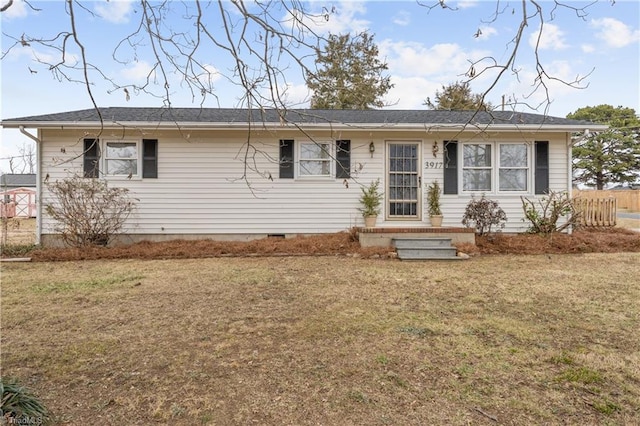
top-left (5, 121), bottom-right (609, 133)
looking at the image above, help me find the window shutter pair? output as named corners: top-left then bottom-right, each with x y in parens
top-left (82, 138), bottom-right (158, 178)
top-left (279, 140), bottom-right (351, 179)
top-left (442, 140), bottom-right (549, 194)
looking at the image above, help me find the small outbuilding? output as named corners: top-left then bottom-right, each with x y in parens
top-left (1, 174), bottom-right (37, 218)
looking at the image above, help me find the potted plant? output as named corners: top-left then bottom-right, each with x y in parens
top-left (427, 180), bottom-right (443, 227)
top-left (359, 179), bottom-right (382, 227)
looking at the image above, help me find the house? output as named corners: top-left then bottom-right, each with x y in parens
top-left (1, 107), bottom-right (605, 246)
top-left (0, 174), bottom-right (37, 218)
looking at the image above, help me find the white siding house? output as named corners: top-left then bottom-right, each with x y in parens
top-left (1, 108), bottom-right (605, 246)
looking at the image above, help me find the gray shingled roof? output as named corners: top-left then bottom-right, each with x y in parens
top-left (0, 173), bottom-right (36, 188)
top-left (1, 107), bottom-right (600, 128)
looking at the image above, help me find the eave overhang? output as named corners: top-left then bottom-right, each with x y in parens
top-left (1, 120), bottom-right (609, 133)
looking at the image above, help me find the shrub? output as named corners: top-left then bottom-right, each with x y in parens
top-left (521, 191), bottom-right (580, 234)
top-left (426, 181), bottom-right (442, 216)
top-left (358, 179), bottom-right (382, 217)
top-left (1, 377), bottom-right (51, 424)
top-left (45, 175), bottom-right (136, 247)
top-left (462, 195), bottom-right (507, 235)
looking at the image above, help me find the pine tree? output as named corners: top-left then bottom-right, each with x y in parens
top-left (568, 105), bottom-right (640, 189)
top-left (307, 32), bottom-right (392, 110)
top-left (424, 81), bottom-right (491, 111)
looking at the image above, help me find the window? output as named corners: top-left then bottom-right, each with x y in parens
top-left (499, 144), bottom-right (528, 191)
top-left (280, 140), bottom-right (350, 179)
top-left (461, 142), bottom-right (530, 193)
top-left (83, 139), bottom-right (158, 178)
top-left (299, 142), bottom-right (332, 177)
top-left (463, 144), bottom-right (491, 191)
top-left (105, 142), bottom-right (138, 176)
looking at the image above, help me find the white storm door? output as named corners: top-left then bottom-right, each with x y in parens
top-left (387, 142), bottom-right (421, 219)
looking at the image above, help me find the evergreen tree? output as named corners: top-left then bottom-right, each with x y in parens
top-left (424, 81), bottom-right (491, 111)
top-left (568, 105), bottom-right (640, 189)
top-left (307, 32), bottom-right (392, 110)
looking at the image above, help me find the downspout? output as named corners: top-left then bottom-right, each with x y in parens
top-left (19, 126), bottom-right (42, 245)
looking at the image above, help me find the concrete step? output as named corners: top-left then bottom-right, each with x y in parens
top-left (395, 247), bottom-right (459, 260)
top-left (393, 237), bottom-right (460, 260)
top-left (393, 237), bottom-right (452, 249)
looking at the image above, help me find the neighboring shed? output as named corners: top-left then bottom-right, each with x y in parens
top-left (0, 174), bottom-right (37, 218)
top-left (0, 173), bottom-right (36, 190)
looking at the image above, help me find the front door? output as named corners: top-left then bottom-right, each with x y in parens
top-left (387, 142), bottom-right (421, 219)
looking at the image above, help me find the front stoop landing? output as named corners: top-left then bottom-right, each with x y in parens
top-left (358, 227), bottom-right (475, 247)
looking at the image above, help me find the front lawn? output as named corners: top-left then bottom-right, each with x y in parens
top-left (2, 254), bottom-right (639, 424)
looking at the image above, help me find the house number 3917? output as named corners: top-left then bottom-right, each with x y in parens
top-left (425, 161), bottom-right (443, 169)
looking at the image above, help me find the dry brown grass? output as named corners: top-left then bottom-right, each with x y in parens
top-left (0, 217), bottom-right (36, 245)
top-left (2, 253), bottom-right (639, 425)
top-left (617, 216), bottom-right (640, 230)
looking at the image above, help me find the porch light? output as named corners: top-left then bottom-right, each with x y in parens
top-left (369, 141), bottom-right (375, 157)
top-left (432, 141), bottom-right (439, 157)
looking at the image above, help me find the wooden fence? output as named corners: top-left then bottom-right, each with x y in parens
top-left (573, 197), bottom-right (617, 227)
top-left (573, 189), bottom-right (640, 212)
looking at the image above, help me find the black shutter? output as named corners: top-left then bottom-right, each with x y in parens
top-left (535, 141), bottom-right (549, 194)
top-left (142, 139), bottom-right (158, 178)
top-left (279, 139), bottom-right (294, 179)
top-left (83, 138), bottom-right (99, 178)
top-left (443, 141), bottom-right (458, 194)
top-left (336, 140), bottom-right (351, 178)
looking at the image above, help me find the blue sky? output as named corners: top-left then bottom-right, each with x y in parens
top-left (1, 0), bottom-right (639, 173)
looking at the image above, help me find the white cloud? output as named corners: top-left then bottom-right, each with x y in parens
top-left (1, 0), bottom-right (28, 19)
top-left (474, 26), bottom-right (497, 41)
top-left (379, 39), bottom-right (497, 108)
top-left (499, 60), bottom-right (589, 112)
top-left (121, 61), bottom-right (154, 82)
top-left (529, 23), bottom-right (568, 50)
top-left (193, 64), bottom-right (223, 93)
top-left (581, 44), bottom-right (595, 54)
top-left (286, 1), bottom-right (370, 36)
top-left (95, 0), bottom-right (133, 24)
top-left (384, 76), bottom-right (438, 109)
top-left (456, 0), bottom-right (479, 9)
top-left (380, 40), bottom-right (489, 79)
top-left (281, 82), bottom-right (311, 107)
top-left (3, 45), bottom-right (79, 68)
top-left (392, 10), bottom-right (410, 27)
top-left (590, 17), bottom-right (640, 48)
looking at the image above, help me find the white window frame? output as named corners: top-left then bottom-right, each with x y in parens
top-left (103, 140), bottom-right (141, 179)
top-left (461, 142), bottom-right (531, 193)
top-left (462, 143), bottom-right (492, 192)
top-left (498, 143), bottom-right (529, 193)
top-left (297, 141), bottom-right (334, 178)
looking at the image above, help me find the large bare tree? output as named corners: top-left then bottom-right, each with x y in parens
top-left (2, 1), bottom-right (605, 113)
top-left (1, 0), bottom-right (609, 180)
